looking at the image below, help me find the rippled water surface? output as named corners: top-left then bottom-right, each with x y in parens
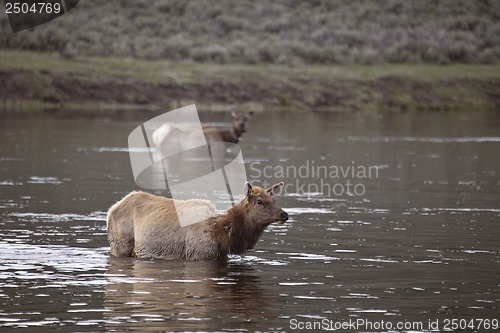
top-left (0, 110), bottom-right (499, 332)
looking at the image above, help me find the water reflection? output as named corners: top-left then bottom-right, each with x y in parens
top-left (104, 257), bottom-right (275, 331)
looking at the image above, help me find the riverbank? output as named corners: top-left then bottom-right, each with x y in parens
top-left (1, 50), bottom-right (499, 112)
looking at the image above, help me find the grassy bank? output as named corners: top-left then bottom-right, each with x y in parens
top-left (1, 50), bottom-right (499, 112)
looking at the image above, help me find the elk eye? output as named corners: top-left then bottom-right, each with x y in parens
top-left (256, 198), bottom-right (263, 205)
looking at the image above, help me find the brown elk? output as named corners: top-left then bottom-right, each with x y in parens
top-left (152, 111), bottom-right (254, 161)
top-left (202, 111), bottom-right (254, 144)
top-left (106, 182), bottom-right (288, 260)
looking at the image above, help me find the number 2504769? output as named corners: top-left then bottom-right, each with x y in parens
top-left (443, 318), bottom-right (499, 331)
top-left (5, 2), bottom-right (62, 14)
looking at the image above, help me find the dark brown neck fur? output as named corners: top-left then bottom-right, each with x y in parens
top-left (221, 127), bottom-right (244, 144)
top-left (210, 202), bottom-right (265, 255)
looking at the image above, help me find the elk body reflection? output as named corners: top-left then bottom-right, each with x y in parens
top-left (104, 257), bottom-right (271, 331)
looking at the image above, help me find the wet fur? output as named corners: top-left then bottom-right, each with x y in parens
top-left (106, 183), bottom-right (286, 261)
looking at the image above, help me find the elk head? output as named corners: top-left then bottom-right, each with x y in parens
top-left (243, 182), bottom-right (288, 227)
top-left (232, 111), bottom-right (254, 135)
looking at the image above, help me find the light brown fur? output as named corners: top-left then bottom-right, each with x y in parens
top-left (152, 111), bottom-right (254, 159)
top-left (106, 182), bottom-right (288, 261)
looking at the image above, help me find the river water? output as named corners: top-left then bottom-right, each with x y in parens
top-left (0, 110), bottom-right (499, 332)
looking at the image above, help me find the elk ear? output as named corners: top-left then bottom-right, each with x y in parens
top-left (232, 111), bottom-right (238, 118)
top-left (243, 182), bottom-right (253, 198)
top-left (266, 182), bottom-right (284, 197)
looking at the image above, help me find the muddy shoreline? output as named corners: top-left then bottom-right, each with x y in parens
top-left (1, 51), bottom-right (499, 112)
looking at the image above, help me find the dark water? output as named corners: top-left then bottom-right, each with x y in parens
top-left (0, 110), bottom-right (499, 332)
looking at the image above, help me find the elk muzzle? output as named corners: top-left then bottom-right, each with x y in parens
top-left (276, 210), bottom-right (289, 224)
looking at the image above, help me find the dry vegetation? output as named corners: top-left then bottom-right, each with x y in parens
top-left (1, 0), bottom-right (499, 65)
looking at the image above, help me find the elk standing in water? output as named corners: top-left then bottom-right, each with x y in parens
top-left (202, 111), bottom-right (254, 144)
top-left (106, 182), bottom-right (288, 260)
top-left (152, 111), bottom-right (254, 161)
